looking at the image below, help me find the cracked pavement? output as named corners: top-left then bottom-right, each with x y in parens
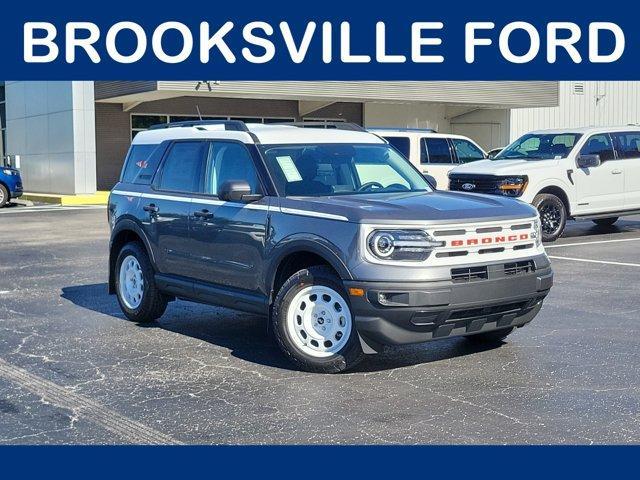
top-left (0, 206), bottom-right (639, 444)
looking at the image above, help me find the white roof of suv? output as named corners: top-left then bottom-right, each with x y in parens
top-left (526, 125), bottom-right (640, 135)
top-left (132, 122), bottom-right (386, 146)
top-left (369, 128), bottom-right (476, 142)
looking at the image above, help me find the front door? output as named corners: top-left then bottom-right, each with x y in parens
top-left (189, 141), bottom-right (269, 293)
top-left (420, 137), bottom-right (456, 189)
top-left (573, 133), bottom-right (624, 215)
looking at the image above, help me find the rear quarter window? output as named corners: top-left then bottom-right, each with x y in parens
top-left (121, 144), bottom-right (161, 184)
top-left (383, 136), bottom-right (411, 158)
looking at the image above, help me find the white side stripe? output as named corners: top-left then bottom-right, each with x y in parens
top-left (110, 191), bottom-right (348, 220)
top-left (280, 207), bottom-right (349, 222)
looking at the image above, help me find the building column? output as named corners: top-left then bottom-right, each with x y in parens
top-left (5, 81), bottom-right (97, 195)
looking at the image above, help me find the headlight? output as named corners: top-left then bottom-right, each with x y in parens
top-left (367, 229), bottom-right (444, 262)
top-left (498, 176), bottom-right (528, 197)
top-left (532, 217), bottom-right (542, 247)
top-left (2, 169), bottom-right (17, 176)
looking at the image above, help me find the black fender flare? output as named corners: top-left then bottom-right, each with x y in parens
top-left (265, 234), bottom-right (353, 300)
top-left (108, 218), bottom-right (156, 294)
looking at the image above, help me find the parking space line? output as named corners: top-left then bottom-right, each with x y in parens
top-left (549, 255), bottom-right (640, 267)
top-left (545, 238), bottom-right (640, 249)
top-left (0, 357), bottom-right (182, 445)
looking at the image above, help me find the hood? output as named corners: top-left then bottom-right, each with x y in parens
top-left (451, 158), bottom-right (561, 176)
top-left (280, 190), bottom-right (537, 224)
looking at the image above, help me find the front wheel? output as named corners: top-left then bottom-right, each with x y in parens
top-left (533, 193), bottom-right (567, 242)
top-left (0, 184), bottom-right (8, 208)
top-left (271, 266), bottom-right (364, 373)
top-left (115, 241), bottom-right (168, 323)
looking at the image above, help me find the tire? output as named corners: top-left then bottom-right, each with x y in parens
top-left (533, 193), bottom-right (567, 242)
top-left (465, 327), bottom-right (514, 344)
top-left (593, 217), bottom-right (619, 227)
top-left (271, 266), bottom-right (364, 373)
top-left (115, 241), bottom-right (167, 323)
top-left (0, 184), bottom-right (8, 208)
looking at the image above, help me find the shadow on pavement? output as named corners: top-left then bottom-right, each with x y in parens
top-left (61, 283), bottom-right (506, 374)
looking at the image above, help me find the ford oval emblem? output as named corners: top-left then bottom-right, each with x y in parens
top-left (461, 183), bottom-right (476, 191)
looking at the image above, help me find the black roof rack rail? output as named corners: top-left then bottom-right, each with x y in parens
top-left (148, 119), bottom-right (250, 132)
top-left (279, 122), bottom-right (367, 132)
top-left (368, 127), bottom-right (437, 133)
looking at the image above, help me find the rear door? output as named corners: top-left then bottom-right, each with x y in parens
top-left (420, 137), bottom-right (456, 189)
top-left (144, 140), bottom-right (208, 277)
top-left (611, 132), bottom-right (640, 210)
top-left (189, 141), bottom-right (270, 293)
top-left (573, 133), bottom-right (623, 214)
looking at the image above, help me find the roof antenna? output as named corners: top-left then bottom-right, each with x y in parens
top-left (196, 105), bottom-right (203, 121)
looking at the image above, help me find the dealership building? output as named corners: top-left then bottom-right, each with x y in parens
top-left (1, 80), bottom-right (639, 196)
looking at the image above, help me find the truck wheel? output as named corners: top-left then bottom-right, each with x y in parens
top-left (593, 217), bottom-right (619, 227)
top-left (466, 327), bottom-right (514, 344)
top-left (115, 241), bottom-right (167, 323)
top-left (0, 184), bottom-right (8, 208)
top-left (271, 266), bottom-right (364, 373)
top-left (533, 193), bottom-right (566, 242)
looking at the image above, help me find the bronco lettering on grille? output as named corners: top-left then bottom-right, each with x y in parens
top-left (450, 233), bottom-right (529, 247)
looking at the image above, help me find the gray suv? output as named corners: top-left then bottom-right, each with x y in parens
top-left (108, 120), bottom-right (553, 373)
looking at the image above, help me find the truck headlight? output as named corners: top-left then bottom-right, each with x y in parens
top-left (367, 230), bottom-right (444, 262)
top-left (498, 176), bottom-right (528, 197)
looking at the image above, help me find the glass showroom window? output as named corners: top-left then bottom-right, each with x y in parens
top-left (131, 114), bottom-right (296, 139)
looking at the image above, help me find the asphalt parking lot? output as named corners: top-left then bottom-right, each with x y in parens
top-left (0, 204), bottom-right (639, 444)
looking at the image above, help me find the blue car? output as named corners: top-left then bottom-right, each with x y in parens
top-left (0, 162), bottom-right (23, 207)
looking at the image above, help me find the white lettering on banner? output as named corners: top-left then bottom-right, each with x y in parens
top-left (23, 20), bottom-right (626, 65)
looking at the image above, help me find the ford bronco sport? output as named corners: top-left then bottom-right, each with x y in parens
top-left (108, 120), bottom-right (553, 373)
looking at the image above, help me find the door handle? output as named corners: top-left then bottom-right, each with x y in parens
top-left (611, 169), bottom-right (622, 175)
top-left (193, 209), bottom-right (214, 220)
top-left (143, 204), bottom-right (159, 213)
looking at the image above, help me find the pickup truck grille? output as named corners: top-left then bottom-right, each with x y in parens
top-left (449, 174), bottom-right (502, 194)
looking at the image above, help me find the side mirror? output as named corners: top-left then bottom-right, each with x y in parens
top-left (219, 180), bottom-right (263, 203)
top-left (577, 154), bottom-right (601, 169)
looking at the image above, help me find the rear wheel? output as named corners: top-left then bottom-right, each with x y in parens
top-left (466, 327), bottom-right (514, 344)
top-left (271, 266), bottom-right (364, 373)
top-left (533, 193), bottom-right (567, 242)
top-left (593, 217), bottom-right (619, 227)
top-left (115, 241), bottom-right (168, 323)
top-left (0, 184), bottom-right (8, 208)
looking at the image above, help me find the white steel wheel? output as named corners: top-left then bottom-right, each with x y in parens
top-left (118, 255), bottom-right (145, 310)
top-left (286, 285), bottom-right (353, 358)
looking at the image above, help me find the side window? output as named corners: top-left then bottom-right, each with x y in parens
top-left (421, 138), bottom-right (454, 164)
top-left (612, 132), bottom-right (640, 160)
top-left (121, 144), bottom-right (161, 184)
top-left (383, 136), bottom-right (411, 158)
top-left (158, 142), bottom-right (208, 193)
top-left (204, 142), bottom-right (260, 197)
top-left (452, 139), bottom-right (485, 163)
top-left (580, 134), bottom-right (616, 162)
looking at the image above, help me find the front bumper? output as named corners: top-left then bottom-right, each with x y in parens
top-left (344, 260), bottom-right (552, 351)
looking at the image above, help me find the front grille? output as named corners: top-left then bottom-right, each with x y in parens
top-left (449, 174), bottom-right (502, 194)
top-left (448, 300), bottom-right (530, 321)
top-left (504, 260), bottom-right (535, 276)
top-left (451, 266), bottom-right (488, 283)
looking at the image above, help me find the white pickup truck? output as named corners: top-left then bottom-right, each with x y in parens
top-left (449, 126), bottom-right (640, 241)
top-left (370, 128), bottom-right (487, 190)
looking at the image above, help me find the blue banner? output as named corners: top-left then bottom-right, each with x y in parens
top-left (2, 0), bottom-right (639, 80)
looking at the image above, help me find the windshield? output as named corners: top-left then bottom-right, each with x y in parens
top-left (495, 133), bottom-right (582, 160)
top-left (259, 143), bottom-right (433, 197)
